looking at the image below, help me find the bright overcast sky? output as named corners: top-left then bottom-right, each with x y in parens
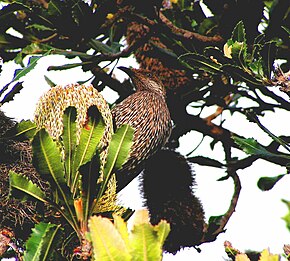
top-left (1, 55), bottom-right (289, 261)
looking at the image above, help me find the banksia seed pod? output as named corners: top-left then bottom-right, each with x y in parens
top-left (126, 22), bottom-right (191, 89)
top-left (34, 84), bottom-right (113, 168)
top-left (141, 149), bottom-right (206, 254)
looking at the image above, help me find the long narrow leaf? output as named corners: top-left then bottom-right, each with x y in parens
top-left (62, 107), bottom-right (77, 185)
top-left (9, 171), bottom-right (48, 203)
top-left (71, 106), bottom-right (105, 195)
top-left (0, 81), bottom-right (24, 105)
top-left (179, 53), bottom-right (222, 74)
top-left (222, 64), bottom-right (264, 86)
top-left (98, 124), bottom-right (133, 199)
top-left (32, 128), bottom-right (73, 205)
top-left (3, 120), bottom-right (37, 140)
top-left (80, 153), bottom-right (101, 223)
top-left (23, 222), bottom-right (62, 261)
top-left (88, 216), bottom-right (131, 261)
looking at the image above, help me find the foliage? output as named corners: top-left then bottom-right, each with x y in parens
top-left (87, 209), bottom-right (170, 261)
top-left (8, 105), bottom-right (134, 259)
top-left (225, 241), bottom-right (282, 261)
top-left (0, 0), bottom-right (290, 259)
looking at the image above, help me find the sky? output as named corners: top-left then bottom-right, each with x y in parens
top-left (0, 54), bottom-right (290, 261)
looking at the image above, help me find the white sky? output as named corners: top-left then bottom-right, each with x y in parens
top-left (0, 55), bottom-right (289, 261)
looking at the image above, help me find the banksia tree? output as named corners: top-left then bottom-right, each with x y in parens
top-left (0, 0), bottom-right (289, 260)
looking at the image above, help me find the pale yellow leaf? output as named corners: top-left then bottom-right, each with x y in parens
top-left (259, 249), bottom-right (280, 261)
top-left (132, 209), bottom-right (150, 226)
top-left (236, 253), bottom-right (251, 261)
top-left (88, 215), bottom-right (130, 261)
top-left (113, 214), bottom-right (130, 248)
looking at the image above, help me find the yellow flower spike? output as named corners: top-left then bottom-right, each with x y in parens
top-left (170, 0), bottom-right (178, 4)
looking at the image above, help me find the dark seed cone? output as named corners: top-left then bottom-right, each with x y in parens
top-left (140, 149), bottom-right (206, 254)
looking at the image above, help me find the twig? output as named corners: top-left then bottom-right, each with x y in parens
top-left (202, 167), bottom-right (241, 242)
top-left (158, 12), bottom-right (224, 44)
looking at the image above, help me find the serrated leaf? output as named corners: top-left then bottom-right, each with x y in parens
top-left (88, 39), bottom-right (119, 54)
top-left (155, 220), bottom-right (170, 247)
top-left (99, 125), bottom-right (133, 198)
top-left (222, 64), bottom-right (263, 86)
top-left (231, 21), bottom-right (246, 43)
top-left (257, 174), bottom-right (285, 191)
top-left (3, 120), bottom-right (37, 140)
top-left (26, 24), bottom-right (55, 32)
top-left (80, 153), bottom-right (101, 220)
top-left (260, 41), bottom-right (277, 79)
top-left (23, 222), bottom-right (62, 261)
top-left (71, 106), bottom-right (105, 193)
top-left (258, 249), bottom-right (280, 261)
top-left (129, 223), bottom-right (162, 261)
top-left (233, 136), bottom-right (290, 159)
top-left (188, 156), bottom-right (224, 168)
top-left (9, 171), bottom-right (48, 203)
top-left (88, 215), bottom-right (131, 261)
top-left (13, 56), bottom-right (41, 82)
top-left (0, 81), bottom-right (24, 104)
top-left (113, 214), bottom-right (130, 248)
top-left (32, 128), bottom-right (73, 206)
top-left (179, 53), bottom-right (222, 74)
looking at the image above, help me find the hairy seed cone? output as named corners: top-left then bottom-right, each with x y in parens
top-left (141, 149), bottom-right (206, 254)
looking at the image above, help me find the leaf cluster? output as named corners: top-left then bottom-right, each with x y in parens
top-left (8, 105), bottom-right (135, 259)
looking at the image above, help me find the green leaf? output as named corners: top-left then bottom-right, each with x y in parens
top-left (47, 61), bottom-right (92, 71)
top-left (179, 53), bottom-right (222, 74)
top-left (9, 171), bottom-right (48, 203)
top-left (14, 120), bottom-right (37, 140)
top-left (32, 128), bottom-right (72, 205)
top-left (222, 64), bottom-right (263, 86)
top-left (113, 214), bottom-right (130, 248)
top-left (257, 174), bottom-right (285, 191)
top-left (71, 106), bottom-right (105, 194)
top-left (155, 220), bottom-right (170, 247)
top-left (26, 24), bottom-right (55, 32)
top-left (62, 107), bottom-right (77, 184)
top-left (129, 224), bottom-right (162, 261)
top-left (0, 81), bottom-right (23, 105)
top-left (188, 156), bottom-right (224, 168)
top-left (44, 75), bottom-right (56, 87)
top-left (233, 136), bottom-right (290, 160)
top-left (88, 39), bottom-right (120, 54)
top-left (13, 56), bottom-right (41, 82)
top-left (88, 215), bottom-right (131, 261)
top-left (231, 21), bottom-right (246, 43)
top-left (48, 0), bottom-right (63, 16)
top-left (23, 222), bottom-right (62, 261)
top-left (260, 41), bottom-right (277, 79)
top-left (99, 125), bottom-right (133, 198)
top-left (231, 41), bottom-right (247, 69)
top-left (282, 199), bottom-right (290, 232)
top-left (80, 153), bottom-right (101, 221)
